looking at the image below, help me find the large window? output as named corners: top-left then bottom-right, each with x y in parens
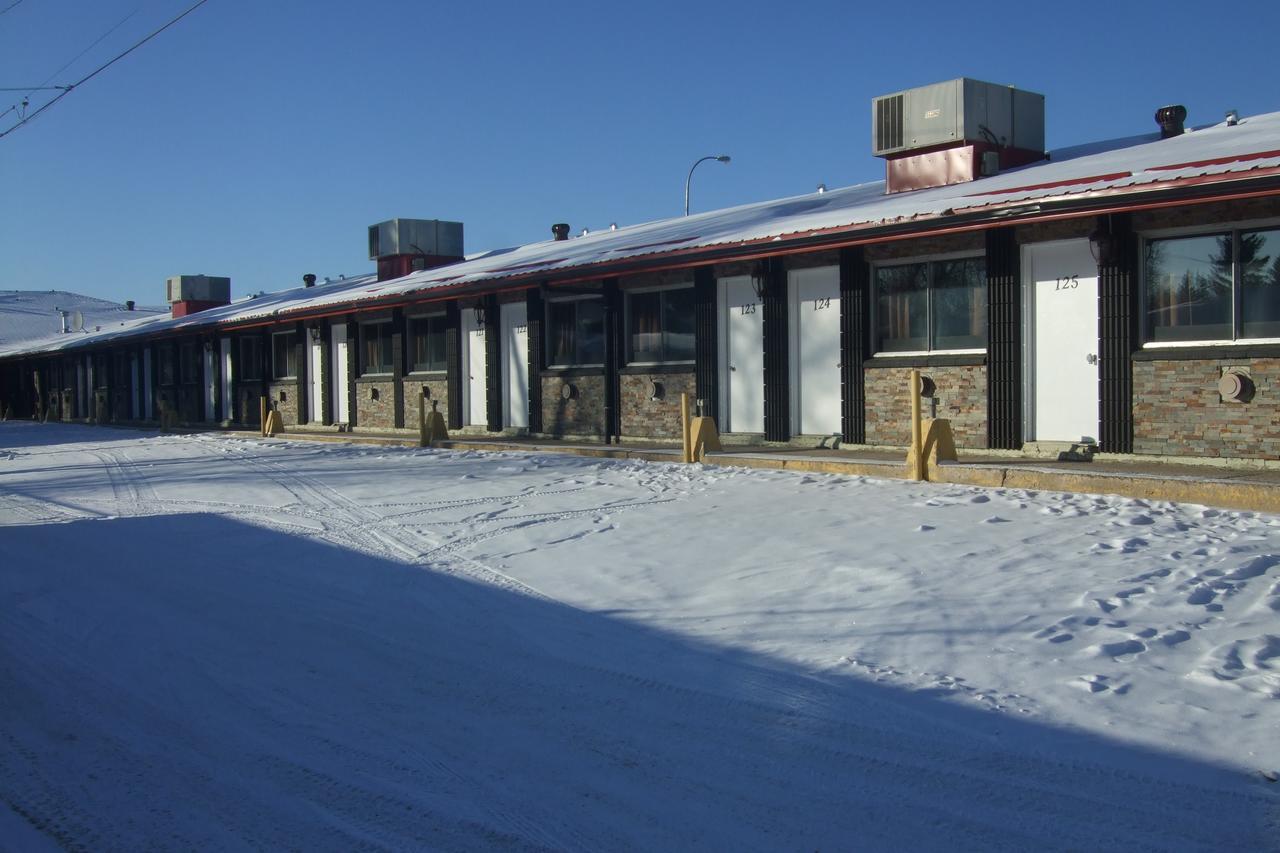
top-left (875, 257), bottom-right (986, 352)
top-left (409, 315), bottom-right (447, 372)
top-left (548, 298), bottom-right (604, 367)
top-left (361, 322), bottom-right (394, 375)
top-left (272, 331), bottom-right (298, 379)
top-left (180, 342), bottom-right (199, 384)
top-left (1145, 227), bottom-right (1280, 343)
top-left (239, 337), bottom-right (263, 382)
top-left (159, 345), bottom-right (176, 386)
top-left (626, 286), bottom-right (695, 364)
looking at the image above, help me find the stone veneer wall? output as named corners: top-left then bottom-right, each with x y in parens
top-left (619, 371), bottom-right (696, 439)
top-left (541, 373), bottom-right (606, 437)
top-left (1133, 358), bottom-right (1280, 459)
top-left (267, 380), bottom-right (300, 426)
top-left (354, 378), bottom-right (397, 429)
top-left (864, 363), bottom-right (988, 448)
top-left (400, 375), bottom-right (450, 428)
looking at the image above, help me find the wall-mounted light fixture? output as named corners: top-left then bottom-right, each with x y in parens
top-left (751, 274), bottom-right (767, 301)
top-left (203, 340), bottom-right (213, 352)
top-left (1088, 224), bottom-right (1117, 266)
top-left (308, 326), bottom-right (321, 342)
top-left (473, 303), bottom-right (487, 326)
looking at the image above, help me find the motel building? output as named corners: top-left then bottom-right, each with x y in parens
top-left (3, 78), bottom-right (1280, 465)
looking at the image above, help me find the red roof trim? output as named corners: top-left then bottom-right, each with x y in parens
top-left (1145, 148), bottom-right (1280, 172)
top-left (965, 171), bottom-right (1133, 198)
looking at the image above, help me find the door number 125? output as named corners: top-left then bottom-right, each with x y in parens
top-left (1054, 275), bottom-right (1080, 290)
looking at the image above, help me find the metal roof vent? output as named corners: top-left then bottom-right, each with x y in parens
top-left (1156, 104), bottom-right (1187, 138)
top-left (551, 223), bottom-right (570, 241)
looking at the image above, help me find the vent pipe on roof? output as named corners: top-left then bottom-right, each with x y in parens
top-left (551, 223), bottom-right (570, 241)
top-left (125, 300), bottom-right (135, 311)
top-left (1225, 109), bottom-right (1239, 127)
top-left (1156, 104), bottom-right (1187, 138)
top-left (303, 273), bottom-right (317, 288)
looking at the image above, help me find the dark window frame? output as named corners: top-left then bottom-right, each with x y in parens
top-left (546, 296), bottom-right (605, 368)
top-left (624, 284), bottom-right (696, 365)
top-left (239, 337), bottom-right (264, 382)
top-left (272, 331), bottom-right (298, 380)
top-left (360, 321), bottom-right (395, 376)
top-left (180, 342), bottom-right (200, 385)
top-left (872, 254), bottom-right (987, 354)
top-left (1142, 224), bottom-right (1280, 345)
top-left (407, 313), bottom-right (448, 373)
top-left (158, 344), bottom-right (177, 386)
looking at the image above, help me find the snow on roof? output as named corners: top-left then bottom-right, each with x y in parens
top-left (0, 291), bottom-right (166, 354)
top-left (5, 111), bottom-right (1279, 360)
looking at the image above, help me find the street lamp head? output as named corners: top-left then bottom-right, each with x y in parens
top-left (715, 155), bottom-right (731, 163)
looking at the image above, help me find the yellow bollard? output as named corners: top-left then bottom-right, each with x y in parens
top-left (908, 369), bottom-right (925, 481)
top-left (259, 397), bottom-right (268, 438)
top-left (680, 392), bottom-right (692, 464)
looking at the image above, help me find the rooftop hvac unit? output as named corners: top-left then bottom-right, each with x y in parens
top-left (368, 219), bottom-right (464, 260)
top-left (166, 275), bottom-right (231, 304)
top-left (872, 78), bottom-right (1045, 158)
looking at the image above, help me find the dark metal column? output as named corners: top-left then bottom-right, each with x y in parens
top-left (839, 246), bottom-right (870, 445)
top-left (602, 278), bottom-right (622, 443)
top-left (526, 287), bottom-right (544, 434)
top-left (484, 295), bottom-right (501, 432)
top-left (694, 266), bottom-right (718, 422)
top-left (445, 303), bottom-right (463, 431)
top-left (762, 258), bottom-right (790, 443)
top-left (1098, 213), bottom-right (1138, 453)
top-left (986, 227), bottom-right (1022, 449)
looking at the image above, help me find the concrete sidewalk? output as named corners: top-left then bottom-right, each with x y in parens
top-left (229, 428), bottom-right (1280, 514)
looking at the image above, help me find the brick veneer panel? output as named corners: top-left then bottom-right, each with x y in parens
top-left (864, 364), bottom-right (988, 448)
top-left (267, 380), bottom-right (299, 426)
top-left (235, 384), bottom-right (263, 425)
top-left (619, 371), bottom-right (696, 438)
top-left (541, 374), bottom-right (606, 437)
top-left (400, 375), bottom-right (450, 428)
top-left (354, 379), bottom-right (397, 429)
top-left (1132, 196), bottom-right (1280, 232)
top-left (1133, 358), bottom-right (1280, 459)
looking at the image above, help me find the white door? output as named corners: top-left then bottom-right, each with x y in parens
top-left (718, 275), bottom-right (765, 433)
top-left (309, 336), bottom-right (324, 422)
top-left (502, 302), bottom-right (529, 428)
top-left (220, 339), bottom-right (233, 423)
top-left (330, 324), bottom-right (350, 424)
top-left (203, 347), bottom-right (217, 422)
top-left (130, 354), bottom-right (140, 420)
top-left (463, 310), bottom-right (487, 427)
top-left (1024, 239), bottom-right (1100, 443)
top-left (142, 348), bottom-right (153, 419)
top-left (788, 265), bottom-right (841, 436)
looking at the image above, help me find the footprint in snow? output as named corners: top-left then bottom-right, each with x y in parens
top-left (916, 524), bottom-right (935, 532)
top-left (982, 516), bottom-right (1010, 524)
top-left (969, 494), bottom-right (990, 504)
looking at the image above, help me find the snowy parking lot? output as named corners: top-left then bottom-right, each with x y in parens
top-left (1, 422), bottom-right (1278, 850)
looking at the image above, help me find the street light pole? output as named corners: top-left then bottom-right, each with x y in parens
top-left (684, 154), bottom-right (731, 216)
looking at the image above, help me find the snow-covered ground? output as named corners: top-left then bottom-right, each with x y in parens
top-left (1, 422), bottom-right (1277, 850)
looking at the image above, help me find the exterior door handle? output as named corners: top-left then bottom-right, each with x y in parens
top-left (729, 364), bottom-right (737, 371)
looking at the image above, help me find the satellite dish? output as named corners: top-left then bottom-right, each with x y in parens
top-left (71, 310), bottom-right (85, 332)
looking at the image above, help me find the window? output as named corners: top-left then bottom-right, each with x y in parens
top-left (159, 345), bottom-right (176, 386)
top-left (94, 354), bottom-right (109, 388)
top-left (239, 337), bottom-right (263, 382)
top-left (1145, 227), bottom-right (1280, 343)
top-left (180, 342), bottom-right (200, 384)
top-left (875, 257), bottom-right (986, 352)
top-left (272, 331), bottom-right (298, 379)
top-left (408, 315), bottom-right (447, 372)
top-left (626, 286), bottom-right (695, 364)
top-left (361, 322), bottom-right (394, 375)
top-left (548, 297), bottom-right (604, 366)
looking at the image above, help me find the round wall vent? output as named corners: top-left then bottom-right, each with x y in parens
top-left (1218, 370), bottom-right (1255, 402)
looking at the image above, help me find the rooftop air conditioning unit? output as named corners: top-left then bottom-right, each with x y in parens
top-left (872, 78), bottom-right (1045, 158)
top-left (367, 219), bottom-right (464, 260)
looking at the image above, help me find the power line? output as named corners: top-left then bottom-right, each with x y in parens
top-left (0, 86), bottom-right (71, 91)
top-left (0, 0), bottom-right (210, 140)
top-left (0, 0), bottom-right (27, 18)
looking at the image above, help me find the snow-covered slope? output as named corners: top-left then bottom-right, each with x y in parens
top-left (1, 424), bottom-right (1277, 849)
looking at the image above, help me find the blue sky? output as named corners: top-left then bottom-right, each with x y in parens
top-left (3, 0), bottom-right (1278, 305)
